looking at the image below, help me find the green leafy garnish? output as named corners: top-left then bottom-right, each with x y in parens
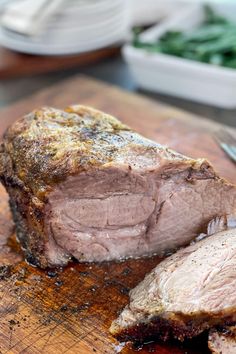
top-left (133, 5), bottom-right (236, 69)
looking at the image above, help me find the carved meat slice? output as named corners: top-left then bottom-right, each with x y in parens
top-left (208, 326), bottom-right (236, 354)
top-left (110, 216), bottom-right (236, 343)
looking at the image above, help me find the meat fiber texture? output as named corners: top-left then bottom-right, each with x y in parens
top-left (208, 326), bottom-right (236, 354)
top-left (110, 216), bottom-right (236, 343)
top-left (0, 105), bottom-right (236, 268)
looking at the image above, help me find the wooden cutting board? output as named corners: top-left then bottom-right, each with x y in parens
top-left (0, 76), bottom-right (235, 354)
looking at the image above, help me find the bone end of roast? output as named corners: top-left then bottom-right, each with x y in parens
top-left (1, 105), bottom-right (236, 268)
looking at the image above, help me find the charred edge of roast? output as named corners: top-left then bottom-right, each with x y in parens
top-left (7, 183), bottom-right (48, 268)
top-left (0, 157), bottom-right (53, 267)
top-left (9, 197), bottom-right (46, 267)
top-left (211, 326), bottom-right (236, 338)
top-left (111, 313), bottom-right (236, 343)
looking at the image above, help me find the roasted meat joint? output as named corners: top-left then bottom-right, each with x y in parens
top-left (1, 105), bottom-right (236, 269)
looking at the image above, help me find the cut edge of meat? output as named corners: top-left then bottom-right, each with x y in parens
top-left (8, 162), bottom-right (236, 268)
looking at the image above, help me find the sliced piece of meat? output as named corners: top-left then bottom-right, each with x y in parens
top-left (1, 105), bottom-right (236, 268)
top-left (110, 216), bottom-right (236, 343)
top-left (208, 326), bottom-right (236, 354)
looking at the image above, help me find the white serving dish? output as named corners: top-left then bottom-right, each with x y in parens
top-left (123, 2), bottom-right (236, 108)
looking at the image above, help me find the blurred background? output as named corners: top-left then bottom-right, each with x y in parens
top-left (0, 0), bottom-right (236, 126)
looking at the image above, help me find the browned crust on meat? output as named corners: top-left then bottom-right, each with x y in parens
top-left (0, 106), bottom-right (129, 198)
top-left (0, 105), bottom-right (217, 199)
top-left (6, 185), bottom-right (47, 267)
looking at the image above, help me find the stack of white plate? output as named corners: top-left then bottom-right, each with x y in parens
top-left (0, 0), bottom-right (130, 55)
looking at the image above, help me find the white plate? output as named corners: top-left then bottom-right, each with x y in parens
top-left (51, 6), bottom-right (127, 29)
top-left (0, 26), bottom-right (128, 55)
top-left (61, 0), bottom-right (125, 15)
top-left (47, 10), bottom-right (128, 33)
top-left (0, 0), bottom-right (130, 55)
top-left (1, 14), bottom-right (128, 44)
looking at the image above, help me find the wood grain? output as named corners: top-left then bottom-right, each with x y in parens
top-left (0, 47), bottom-right (119, 79)
top-left (0, 76), bottom-right (235, 354)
